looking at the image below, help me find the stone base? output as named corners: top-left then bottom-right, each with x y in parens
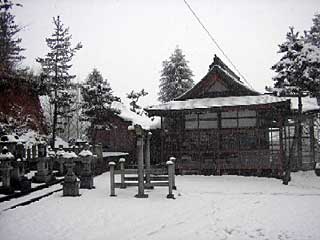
top-left (80, 175), bottom-right (94, 189)
top-left (0, 186), bottom-right (14, 195)
top-left (11, 177), bottom-right (32, 193)
top-left (63, 180), bottom-right (80, 197)
top-left (134, 193), bottom-right (148, 198)
top-left (167, 193), bottom-right (175, 199)
top-left (144, 183), bottom-right (154, 189)
top-left (33, 173), bottom-right (54, 183)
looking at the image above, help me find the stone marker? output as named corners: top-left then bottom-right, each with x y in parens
top-left (79, 148), bottom-right (94, 189)
top-left (62, 151), bottom-right (80, 197)
top-left (0, 147), bottom-right (14, 194)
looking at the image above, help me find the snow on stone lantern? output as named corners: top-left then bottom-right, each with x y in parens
top-left (62, 151), bottom-right (80, 196)
top-left (0, 147), bottom-right (14, 194)
top-left (78, 147), bottom-right (94, 189)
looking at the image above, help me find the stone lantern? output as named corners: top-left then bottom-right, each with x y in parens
top-left (56, 147), bottom-right (65, 176)
top-left (0, 147), bottom-right (14, 194)
top-left (78, 147), bottom-right (94, 189)
top-left (62, 151), bottom-right (80, 196)
top-left (48, 146), bottom-right (56, 174)
top-left (38, 142), bottom-right (47, 158)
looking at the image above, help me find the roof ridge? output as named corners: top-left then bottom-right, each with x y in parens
top-left (209, 55), bottom-right (242, 83)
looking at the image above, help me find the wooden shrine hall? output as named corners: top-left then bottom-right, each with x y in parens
top-left (146, 55), bottom-right (319, 177)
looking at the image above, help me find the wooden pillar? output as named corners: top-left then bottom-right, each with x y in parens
top-left (26, 147), bottom-right (31, 161)
top-left (32, 145), bottom-right (37, 159)
top-left (217, 112), bottom-right (221, 175)
top-left (281, 116), bottom-right (291, 185)
top-left (170, 156), bottom-right (176, 190)
top-left (197, 113), bottom-right (201, 173)
top-left (109, 161), bottom-right (116, 197)
top-left (144, 132), bottom-right (152, 189)
top-left (160, 116), bottom-right (164, 163)
top-left (119, 158), bottom-right (126, 189)
top-left (297, 95), bottom-right (303, 169)
top-left (135, 135), bottom-right (148, 198)
top-left (309, 117), bottom-right (316, 166)
top-left (166, 160), bottom-right (174, 199)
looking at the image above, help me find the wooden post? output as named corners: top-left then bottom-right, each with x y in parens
top-left (26, 147), bottom-right (31, 160)
top-left (145, 132), bottom-right (153, 189)
top-left (282, 116), bottom-right (291, 185)
top-left (217, 111), bottom-right (221, 175)
top-left (166, 160), bottom-right (175, 199)
top-left (160, 116), bottom-right (164, 163)
top-left (309, 117), bottom-right (316, 167)
top-left (32, 145), bottom-right (37, 159)
top-left (197, 113), bottom-right (201, 173)
top-left (297, 94), bottom-right (303, 169)
top-left (109, 161), bottom-right (116, 197)
top-left (135, 135), bottom-right (148, 198)
top-left (119, 158), bottom-right (126, 189)
top-left (170, 156), bottom-right (176, 190)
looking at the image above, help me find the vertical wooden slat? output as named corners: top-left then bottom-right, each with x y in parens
top-left (160, 116), bottom-right (164, 163)
top-left (309, 117), bottom-right (316, 166)
top-left (197, 113), bottom-right (201, 172)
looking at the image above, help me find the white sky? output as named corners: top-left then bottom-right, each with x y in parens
top-left (13, 0), bottom-right (320, 106)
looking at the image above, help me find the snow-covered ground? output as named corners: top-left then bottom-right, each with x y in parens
top-left (0, 172), bottom-right (320, 240)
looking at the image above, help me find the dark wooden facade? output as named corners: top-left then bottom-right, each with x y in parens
top-left (93, 114), bottom-right (137, 163)
top-left (147, 56), bottom-right (291, 176)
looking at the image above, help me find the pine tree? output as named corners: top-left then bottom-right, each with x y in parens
top-left (81, 68), bottom-right (120, 142)
top-left (127, 89), bottom-right (148, 114)
top-left (308, 13), bottom-right (320, 47)
top-left (158, 47), bottom-right (194, 102)
top-left (271, 27), bottom-right (320, 95)
top-left (0, 0), bottom-right (24, 77)
top-left (37, 16), bottom-right (82, 148)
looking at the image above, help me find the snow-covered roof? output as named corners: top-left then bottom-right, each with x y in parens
top-left (0, 134), bottom-right (24, 143)
top-left (285, 96), bottom-right (320, 112)
top-left (79, 149), bottom-right (93, 157)
top-left (62, 151), bottom-right (78, 159)
top-left (0, 151), bottom-right (15, 160)
top-left (146, 95), bottom-right (289, 112)
top-left (110, 101), bottom-right (160, 130)
top-left (176, 56), bottom-right (259, 101)
top-left (102, 152), bottom-right (129, 158)
top-left (19, 130), bottom-right (44, 147)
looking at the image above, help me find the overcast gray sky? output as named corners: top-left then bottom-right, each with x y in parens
top-left (13, 0), bottom-right (320, 106)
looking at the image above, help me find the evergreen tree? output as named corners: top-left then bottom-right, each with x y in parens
top-left (0, 0), bottom-right (24, 77)
top-left (271, 27), bottom-right (320, 95)
top-left (81, 68), bottom-right (120, 142)
top-left (307, 13), bottom-right (320, 47)
top-left (127, 89), bottom-right (148, 114)
top-left (158, 47), bottom-right (194, 102)
top-left (37, 16), bottom-right (82, 148)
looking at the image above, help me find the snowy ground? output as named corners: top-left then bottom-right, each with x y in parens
top-left (0, 172), bottom-right (320, 240)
